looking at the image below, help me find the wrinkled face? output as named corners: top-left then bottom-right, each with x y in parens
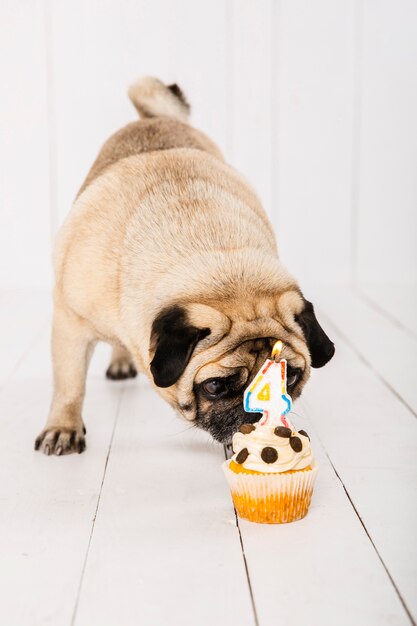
top-left (192, 337), bottom-right (307, 442)
top-left (149, 295), bottom-right (335, 444)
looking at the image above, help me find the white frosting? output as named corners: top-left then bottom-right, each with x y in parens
top-left (232, 422), bottom-right (313, 473)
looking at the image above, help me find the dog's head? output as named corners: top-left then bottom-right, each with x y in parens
top-left (148, 289), bottom-right (334, 443)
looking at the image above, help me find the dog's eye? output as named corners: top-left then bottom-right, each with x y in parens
top-left (202, 378), bottom-right (228, 397)
top-left (287, 366), bottom-right (301, 388)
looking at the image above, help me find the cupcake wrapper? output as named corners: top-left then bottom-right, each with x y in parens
top-left (223, 460), bottom-right (319, 524)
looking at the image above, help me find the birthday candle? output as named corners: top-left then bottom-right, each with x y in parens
top-left (271, 340), bottom-right (283, 358)
top-left (243, 340), bottom-right (293, 428)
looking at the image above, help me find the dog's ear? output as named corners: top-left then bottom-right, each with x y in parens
top-left (150, 306), bottom-right (211, 387)
top-left (295, 299), bottom-right (335, 368)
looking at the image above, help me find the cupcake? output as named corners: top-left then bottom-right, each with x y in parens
top-left (223, 421), bottom-right (318, 524)
top-left (223, 339), bottom-right (318, 523)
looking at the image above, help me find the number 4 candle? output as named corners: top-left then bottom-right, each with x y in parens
top-left (243, 340), bottom-right (294, 429)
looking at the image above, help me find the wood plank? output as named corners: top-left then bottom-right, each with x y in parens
top-left (303, 309), bottom-right (417, 622)
top-left (230, 0), bottom-right (273, 212)
top-left (0, 290), bottom-right (50, 387)
top-left (276, 0), bottom-right (355, 284)
top-left (0, 311), bottom-right (122, 626)
top-left (2, 289), bottom-right (415, 624)
top-left (357, 283), bottom-right (417, 338)
top-left (313, 285), bottom-right (417, 416)
top-left (49, 0), bottom-right (231, 230)
top-left (237, 406), bottom-right (411, 625)
top-left (156, 0), bottom-right (231, 158)
top-left (355, 0), bottom-right (417, 283)
top-left (74, 378), bottom-right (255, 626)
top-left (0, 0), bottom-right (52, 289)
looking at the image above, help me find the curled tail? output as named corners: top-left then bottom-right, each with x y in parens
top-left (128, 76), bottom-right (190, 122)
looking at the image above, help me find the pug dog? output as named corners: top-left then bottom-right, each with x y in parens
top-left (35, 77), bottom-right (335, 455)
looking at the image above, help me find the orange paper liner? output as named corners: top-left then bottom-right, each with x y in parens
top-left (222, 460), bottom-right (319, 524)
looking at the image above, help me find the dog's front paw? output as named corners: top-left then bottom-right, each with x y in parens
top-left (106, 360), bottom-right (137, 380)
top-left (34, 425), bottom-right (86, 456)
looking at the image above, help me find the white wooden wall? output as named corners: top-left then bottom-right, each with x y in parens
top-left (1, 0), bottom-right (416, 289)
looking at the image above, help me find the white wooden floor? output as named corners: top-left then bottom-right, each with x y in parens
top-left (0, 285), bottom-right (416, 626)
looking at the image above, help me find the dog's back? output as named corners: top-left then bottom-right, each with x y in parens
top-left (78, 77), bottom-right (223, 197)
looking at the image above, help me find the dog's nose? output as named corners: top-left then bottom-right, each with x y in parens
top-left (241, 412), bottom-right (261, 426)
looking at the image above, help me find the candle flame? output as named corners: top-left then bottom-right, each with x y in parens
top-left (271, 340), bottom-right (283, 358)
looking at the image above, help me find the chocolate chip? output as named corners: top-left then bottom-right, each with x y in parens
top-left (274, 426), bottom-right (292, 438)
top-left (236, 448), bottom-right (249, 464)
top-left (239, 423), bottom-right (256, 434)
top-left (261, 447), bottom-right (278, 463)
top-left (290, 436), bottom-right (303, 452)
top-left (298, 429), bottom-right (310, 440)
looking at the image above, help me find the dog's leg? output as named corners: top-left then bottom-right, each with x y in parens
top-left (35, 304), bottom-right (95, 455)
top-left (105, 345), bottom-right (137, 380)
